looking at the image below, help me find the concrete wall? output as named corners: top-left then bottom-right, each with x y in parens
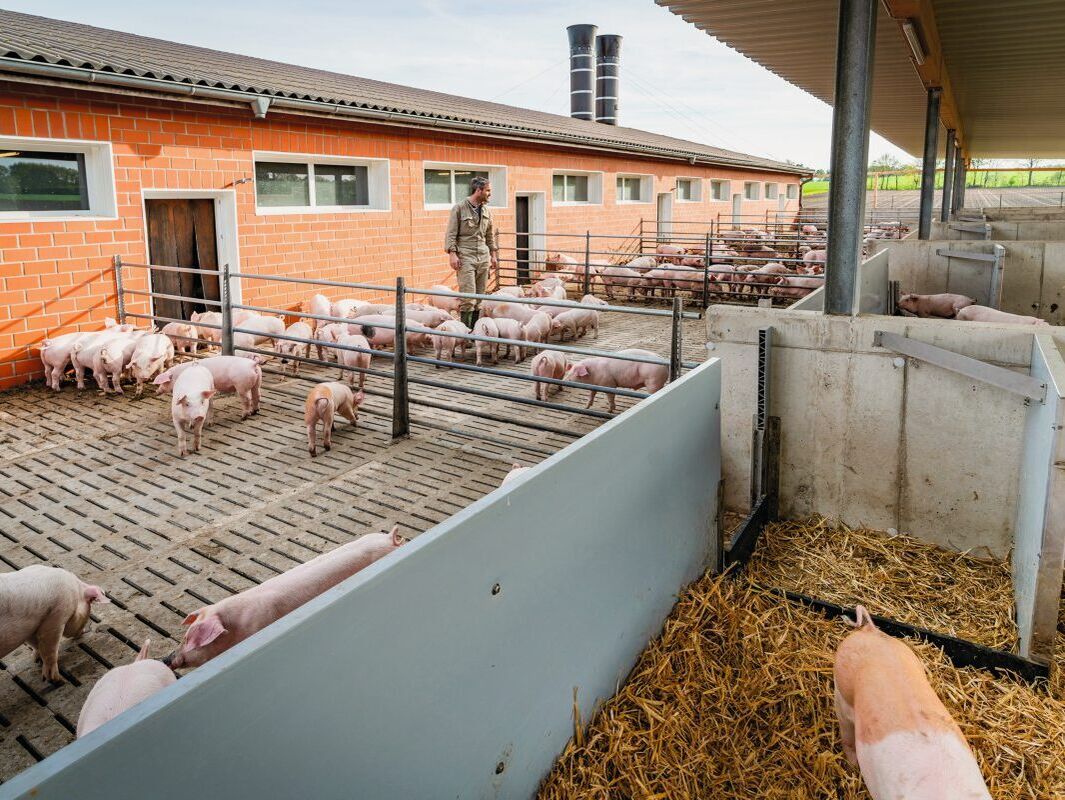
top-left (706, 306), bottom-right (1064, 558)
top-left (873, 239), bottom-right (1065, 324)
top-left (1, 360), bottom-right (722, 800)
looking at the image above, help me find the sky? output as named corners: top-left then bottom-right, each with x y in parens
top-left (10, 0), bottom-right (917, 170)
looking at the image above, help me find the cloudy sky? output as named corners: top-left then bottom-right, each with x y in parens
top-left (13, 0), bottom-right (915, 169)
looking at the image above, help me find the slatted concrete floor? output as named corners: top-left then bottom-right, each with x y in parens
top-left (0, 311), bottom-right (706, 782)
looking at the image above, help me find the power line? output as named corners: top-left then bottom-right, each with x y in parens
top-left (488, 56), bottom-right (569, 103)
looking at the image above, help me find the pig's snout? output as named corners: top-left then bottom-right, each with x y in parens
top-left (160, 651), bottom-right (175, 667)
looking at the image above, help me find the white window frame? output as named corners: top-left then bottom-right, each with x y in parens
top-left (550, 170), bottom-right (603, 206)
top-left (423, 162), bottom-right (507, 210)
top-left (252, 151), bottom-right (390, 215)
top-left (786, 183), bottom-right (799, 200)
top-left (616, 173), bottom-right (653, 204)
top-left (0, 135), bottom-right (117, 222)
top-left (743, 181), bottom-right (761, 201)
top-left (710, 179), bottom-right (731, 202)
top-left (675, 177), bottom-right (703, 203)
top-left (764, 182), bottom-right (779, 200)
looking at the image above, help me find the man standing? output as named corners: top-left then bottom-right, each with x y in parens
top-left (444, 176), bottom-right (499, 328)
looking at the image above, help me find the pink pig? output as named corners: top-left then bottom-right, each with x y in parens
top-left (163, 527), bottom-right (405, 670)
top-left (39, 319), bottom-right (133, 391)
top-left (76, 639), bottom-right (176, 737)
top-left (563, 348), bottom-right (668, 412)
top-left (349, 315), bottom-right (432, 350)
top-left (834, 607), bottom-right (991, 800)
top-left (430, 319), bottom-right (470, 365)
top-left (550, 309), bottom-right (598, 341)
top-left (896, 293), bottom-right (976, 318)
top-left (493, 317), bottom-right (525, 363)
top-left (154, 356), bottom-right (262, 419)
top-left (0, 565), bottom-right (109, 682)
top-left (473, 317), bottom-right (499, 366)
top-left (170, 365), bottom-right (215, 457)
top-left (335, 334), bottom-right (372, 390)
top-left (521, 311), bottom-right (553, 350)
top-left (305, 381), bottom-right (364, 456)
top-left (500, 463), bottom-right (530, 486)
top-left (160, 322), bottom-right (199, 355)
top-left (128, 333), bottom-right (175, 396)
top-left (954, 305), bottom-right (1049, 326)
top-left (427, 285), bottom-right (462, 316)
top-left (530, 349), bottom-right (568, 400)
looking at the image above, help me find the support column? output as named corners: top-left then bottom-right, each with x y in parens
top-left (940, 130), bottom-right (955, 222)
top-left (825, 0), bottom-right (878, 316)
top-left (952, 150), bottom-right (967, 214)
top-left (918, 87), bottom-right (942, 240)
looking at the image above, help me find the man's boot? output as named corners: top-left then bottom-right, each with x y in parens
top-left (469, 309), bottom-right (480, 328)
top-left (461, 310), bottom-right (474, 329)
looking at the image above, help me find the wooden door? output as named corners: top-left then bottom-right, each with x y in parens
top-left (515, 195), bottom-right (530, 285)
top-left (145, 199), bottom-right (220, 322)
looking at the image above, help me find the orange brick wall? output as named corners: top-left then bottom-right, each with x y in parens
top-left (0, 82), bottom-right (802, 389)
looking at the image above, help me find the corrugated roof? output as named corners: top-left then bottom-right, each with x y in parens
top-left (0, 8), bottom-right (806, 174)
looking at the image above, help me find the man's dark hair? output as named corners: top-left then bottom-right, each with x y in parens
top-left (469, 176), bottom-right (490, 194)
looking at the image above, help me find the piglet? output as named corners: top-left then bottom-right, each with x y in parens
top-left (493, 317), bottom-right (524, 363)
top-left (427, 285), bottom-right (462, 316)
top-left (0, 565), bottom-right (109, 682)
top-left (160, 321), bottom-right (199, 355)
top-left (473, 317), bottom-right (499, 366)
top-left (501, 463), bottom-right (529, 486)
top-left (76, 639), bottom-right (176, 737)
top-left (171, 364), bottom-right (215, 456)
top-left (129, 333), bottom-right (175, 396)
top-left (163, 527), bottom-right (405, 669)
top-left (834, 607), bottom-right (991, 800)
top-left (897, 293), bottom-right (976, 319)
top-left (303, 293), bottom-right (332, 330)
top-left (155, 356), bottom-right (262, 419)
top-left (277, 321), bottom-right (313, 374)
top-left (530, 349), bottom-right (568, 400)
top-left (564, 349), bottom-right (668, 412)
top-left (521, 310), bottom-right (553, 351)
top-left (430, 319), bottom-right (469, 365)
top-left (954, 305), bottom-right (1049, 326)
top-left (305, 381), bottom-right (364, 456)
top-left (550, 308), bottom-right (598, 341)
top-left (336, 334), bottom-right (371, 390)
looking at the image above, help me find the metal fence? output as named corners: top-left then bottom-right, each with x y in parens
top-left (112, 256), bottom-right (699, 444)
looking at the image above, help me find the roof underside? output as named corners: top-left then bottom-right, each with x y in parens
top-left (0, 9), bottom-right (804, 174)
top-left (659, 0), bottom-right (1065, 159)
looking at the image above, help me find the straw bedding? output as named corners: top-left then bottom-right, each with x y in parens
top-left (745, 516), bottom-right (1018, 651)
top-left (538, 574), bottom-right (1065, 799)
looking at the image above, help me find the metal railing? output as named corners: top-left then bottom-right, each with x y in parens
top-left (112, 257), bottom-right (699, 443)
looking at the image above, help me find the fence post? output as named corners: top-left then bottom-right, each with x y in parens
top-left (112, 255), bottom-right (126, 325)
top-left (701, 231), bottom-right (711, 311)
top-left (220, 262), bottom-right (234, 356)
top-left (669, 297), bottom-right (683, 382)
top-left (391, 277), bottom-right (411, 440)
top-left (639, 218), bottom-right (644, 254)
top-left (582, 231), bottom-right (592, 297)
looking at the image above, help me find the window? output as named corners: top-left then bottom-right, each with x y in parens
top-left (786, 183), bottom-right (799, 200)
top-left (675, 177), bottom-right (702, 202)
top-left (744, 181), bottom-right (761, 201)
top-left (764, 182), bottom-right (778, 199)
top-left (710, 180), bottom-right (731, 201)
top-left (616, 174), bottom-right (651, 203)
top-left (0, 136), bottom-right (116, 221)
top-left (551, 171), bottom-right (602, 204)
top-left (253, 153), bottom-right (388, 213)
top-left (423, 163), bottom-right (506, 208)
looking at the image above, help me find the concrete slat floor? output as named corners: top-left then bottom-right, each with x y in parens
top-left (0, 311), bottom-right (706, 782)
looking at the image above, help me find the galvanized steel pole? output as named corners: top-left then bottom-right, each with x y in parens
top-left (941, 130), bottom-right (956, 222)
top-left (669, 297), bottom-right (683, 382)
top-left (918, 87), bottom-right (942, 239)
top-left (952, 151), bottom-right (966, 214)
top-left (701, 231), bottom-right (711, 310)
top-left (112, 255), bottom-right (126, 325)
top-left (824, 0), bottom-right (878, 315)
top-left (220, 262), bottom-right (234, 356)
top-left (392, 277), bottom-right (410, 439)
top-left (583, 231), bottom-right (592, 296)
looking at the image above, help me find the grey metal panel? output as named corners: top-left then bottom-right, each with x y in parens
top-left (857, 249), bottom-right (889, 314)
top-left (1, 361), bottom-right (723, 800)
top-left (1013, 335), bottom-right (1065, 663)
top-left (789, 284), bottom-right (825, 311)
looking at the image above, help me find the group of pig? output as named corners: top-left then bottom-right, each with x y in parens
top-left (0, 527), bottom-right (406, 739)
top-left (897, 292), bottom-right (1050, 325)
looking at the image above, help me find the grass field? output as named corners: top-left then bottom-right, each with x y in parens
top-left (804, 169), bottom-right (1065, 196)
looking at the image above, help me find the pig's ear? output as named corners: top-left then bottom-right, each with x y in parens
top-left (354, 389), bottom-right (365, 405)
top-left (201, 389), bottom-right (215, 400)
top-left (575, 364), bottom-right (590, 378)
top-left (177, 396), bottom-right (189, 406)
top-left (84, 585), bottom-right (110, 604)
top-left (136, 638), bottom-right (152, 661)
top-left (182, 612), bottom-right (200, 625)
top-left (390, 525), bottom-right (403, 547)
top-left (185, 616), bottom-right (226, 650)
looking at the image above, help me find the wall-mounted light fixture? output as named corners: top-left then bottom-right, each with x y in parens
top-left (901, 19), bottom-right (926, 65)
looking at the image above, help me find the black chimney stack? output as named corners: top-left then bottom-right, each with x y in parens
top-left (595, 34), bottom-right (622, 125)
top-left (567, 24), bottom-right (597, 121)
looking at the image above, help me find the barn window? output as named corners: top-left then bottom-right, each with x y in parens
top-left (551, 172), bottom-right (601, 204)
top-left (253, 154), bottom-right (389, 213)
top-left (0, 136), bottom-right (116, 221)
top-left (764, 182), bottom-right (778, 199)
top-left (787, 183), bottom-right (799, 199)
top-left (710, 180), bottom-right (731, 201)
top-left (744, 181), bottom-right (761, 200)
top-left (616, 174), bottom-right (651, 203)
top-left (675, 178), bottom-right (702, 202)
top-left (423, 164), bottom-right (506, 208)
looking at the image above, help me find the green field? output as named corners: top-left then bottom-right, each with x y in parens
top-left (803, 169), bottom-right (1065, 196)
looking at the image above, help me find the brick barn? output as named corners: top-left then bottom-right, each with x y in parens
top-left (0, 9), bottom-right (806, 389)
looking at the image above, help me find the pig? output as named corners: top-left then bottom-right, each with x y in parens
top-left (163, 527), bottom-right (405, 670)
top-left (348, 315), bottom-right (432, 351)
top-left (235, 314), bottom-right (285, 346)
top-left (277, 321), bottom-right (314, 374)
top-left (564, 349), bottom-right (669, 413)
top-left (655, 244), bottom-right (685, 265)
top-left (427, 285), bottom-right (462, 316)
top-left (896, 293), bottom-right (976, 319)
top-left (834, 606), bottom-right (991, 800)
top-left (482, 291), bottom-right (520, 318)
top-left (39, 319), bottom-right (133, 391)
top-left (72, 328), bottom-right (141, 391)
top-left (580, 294), bottom-right (608, 307)
top-left (954, 305), bottom-right (1049, 326)
top-left (304, 381), bottom-right (364, 456)
top-left (493, 317), bottom-right (525, 363)
top-left (746, 263), bottom-right (792, 291)
top-left (550, 308), bottom-right (599, 341)
top-left (487, 301), bottom-right (540, 325)
top-left (76, 639), bottom-right (176, 737)
top-left (128, 333), bottom-right (175, 396)
top-left (314, 322), bottom-right (350, 361)
top-left (329, 298), bottom-right (366, 320)
top-left (473, 317), bottom-right (499, 366)
top-left (430, 319), bottom-right (470, 365)
top-left (769, 274), bottom-right (823, 299)
top-left (625, 255), bottom-right (658, 273)
top-left (393, 307), bottom-right (453, 329)
top-left (599, 266), bottom-right (643, 301)
top-left (501, 463), bottom-right (530, 486)
top-left (171, 365), bottom-right (215, 457)
top-left (160, 321), bottom-right (199, 356)
top-left (545, 252), bottom-right (578, 270)
top-left (521, 310), bottom-right (553, 351)
top-left (803, 249), bottom-right (827, 269)
top-left (95, 332), bottom-right (147, 394)
top-left (535, 303), bottom-right (572, 320)
top-left (335, 334), bottom-right (372, 390)
top-left (530, 349), bottom-right (568, 400)
top-left (0, 565), bottom-right (109, 683)
top-left (302, 293), bottom-right (333, 330)
top-left (190, 311), bottom-right (223, 346)
top-left (154, 356), bottom-right (262, 419)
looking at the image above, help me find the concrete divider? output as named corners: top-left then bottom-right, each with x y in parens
top-left (2, 361), bottom-right (722, 800)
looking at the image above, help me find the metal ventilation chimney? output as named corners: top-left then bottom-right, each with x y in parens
top-left (567, 24), bottom-right (597, 121)
top-left (595, 34), bottom-right (622, 125)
